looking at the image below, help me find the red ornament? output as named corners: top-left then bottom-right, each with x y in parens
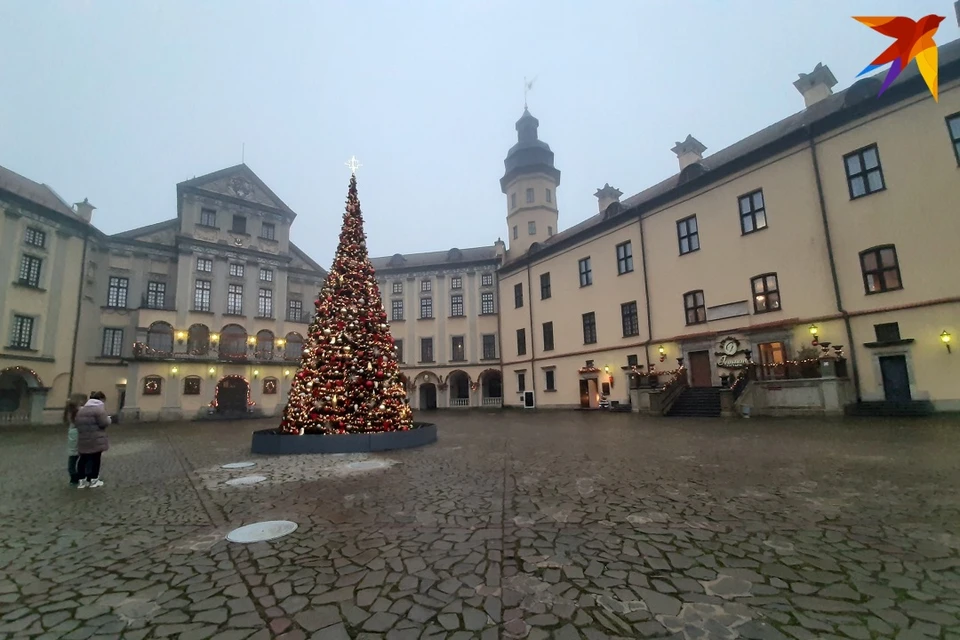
top-left (365, 381), bottom-right (374, 388)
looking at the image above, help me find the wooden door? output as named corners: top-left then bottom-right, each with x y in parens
top-left (217, 378), bottom-right (248, 413)
top-left (880, 356), bottom-right (911, 401)
top-left (579, 380), bottom-right (589, 408)
top-left (688, 350), bottom-right (713, 387)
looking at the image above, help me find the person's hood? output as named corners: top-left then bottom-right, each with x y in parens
top-left (83, 399), bottom-right (104, 408)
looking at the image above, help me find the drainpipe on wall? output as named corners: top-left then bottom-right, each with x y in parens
top-left (67, 231), bottom-right (90, 397)
top-left (807, 126), bottom-right (863, 402)
top-left (524, 263), bottom-right (538, 395)
top-left (637, 213), bottom-right (653, 369)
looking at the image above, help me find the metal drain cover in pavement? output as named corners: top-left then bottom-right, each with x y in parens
top-left (225, 475), bottom-right (266, 486)
top-left (221, 462), bottom-right (256, 469)
top-left (347, 460), bottom-right (390, 471)
top-left (226, 520), bottom-right (298, 544)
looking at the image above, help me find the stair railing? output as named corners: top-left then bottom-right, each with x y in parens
top-left (657, 367), bottom-right (688, 415)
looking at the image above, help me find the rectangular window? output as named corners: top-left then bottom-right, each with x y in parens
top-left (421, 279), bottom-right (432, 292)
top-left (18, 255), bottom-right (42, 288)
top-left (751, 273), bottom-right (781, 313)
top-left (578, 257), bottom-right (592, 287)
top-left (420, 337), bottom-right (434, 362)
top-left (874, 322), bottom-right (901, 343)
top-left (517, 328), bottom-right (526, 356)
top-left (545, 369), bottom-right (556, 391)
top-left (194, 279), bottom-right (211, 311)
top-left (392, 281), bottom-right (403, 294)
top-left (200, 208), bottom-right (217, 227)
top-left (481, 292), bottom-right (495, 314)
top-left (146, 281), bottom-right (165, 309)
top-left (184, 377), bottom-right (202, 395)
top-left (540, 272), bottom-right (551, 299)
top-left (258, 288), bottom-right (273, 317)
top-left (420, 297), bottom-right (433, 319)
top-left (616, 241), bottom-right (634, 275)
top-left (481, 273), bottom-right (494, 287)
top-left (526, 187), bottom-right (534, 203)
top-left (261, 222), bottom-right (276, 240)
top-left (229, 263), bottom-right (244, 278)
top-left (227, 283), bottom-right (243, 315)
top-left (451, 336), bottom-right (465, 361)
top-left (231, 215), bottom-right (247, 234)
top-left (24, 227), bottom-right (46, 248)
top-left (546, 188), bottom-right (552, 203)
top-left (288, 299), bottom-right (303, 322)
top-left (860, 245), bottom-right (902, 294)
top-left (677, 215), bottom-right (700, 255)
top-left (395, 339), bottom-right (404, 363)
top-left (621, 301), bottom-right (639, 337)
top-left (511, 192), bottom-right (517, 209)
top-left (391, 299), bottom-right (404, 321)
top-left (547, 225), bottom-right (554, 236)
top-left (10, 315), bottom-right (33, 349)
top-left (482, 334), bottom-right (497, 360)
top-left (450, 294), bottom-right (464, 317)
top-left (197, 257), bottom-right (213, 272)
top-left (514, 282), bottom-right (523, 308)
top-left (627, 354), bottom-right (639, 367)
top-left (518, 372), bottom-right (526, 392)
top-left (947, 113), bottom-right (960, 165)
top-left (543, 321), bottom-right (554, 351)
top-left (259, 268), bottom-right (273, 282)
top-left (738, 189), bottom-right (767, 234)
top-left (107, 276), bottom-right (128, 308)
top-left (513, 225), bottom-right (518, 240)
top-left (757, 342), bottom-right (787, 379)
top-left (844, 144), bottom-right (886, 199)
top-left (582, 312), bottom-right (597, 344)
top-left (102, 328), bottom-right (123, 357)
top-left (450, 276), bottom-right (462, 290)
top-left (684, 290), bottom-right (706, 325)
top-left (528, 221), bottom-right (536, 235)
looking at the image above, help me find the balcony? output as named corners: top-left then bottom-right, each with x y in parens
top-left (131, 341), bottom-right (300, 364)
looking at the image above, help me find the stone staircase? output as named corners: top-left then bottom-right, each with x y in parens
top-left (666, 387), bottom-right (722, 417)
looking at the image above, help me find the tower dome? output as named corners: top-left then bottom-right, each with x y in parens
top-left (500, 108), bottom-right (562, 193)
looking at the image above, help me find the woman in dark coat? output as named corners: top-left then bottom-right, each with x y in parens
top-left (75, 391), bottom-right (111, 488)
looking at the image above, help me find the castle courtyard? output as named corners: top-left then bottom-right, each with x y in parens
top-left (1, 413), bottom-right (959, 639)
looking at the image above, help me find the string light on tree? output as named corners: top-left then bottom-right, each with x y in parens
top-left (279, 160), bottom-right (414, 435)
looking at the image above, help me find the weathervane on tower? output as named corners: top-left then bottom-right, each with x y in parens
top-left (345, 156), bottom-right (362, 175)
top-left (524, 75), bottom-right (537, 110)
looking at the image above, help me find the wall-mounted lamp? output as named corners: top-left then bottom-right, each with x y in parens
top-left (658, 344), bottom-right (666, 363)
top-left (210, 332), bottom-right (220, 343)
top-left (809, 324), bottom-right (819, 346)
top-left (603, 365), bottom-right (611, 374)
top-left (253, 369), bottom-right (260, 379)
top-left (247, 336), bottom-right (257, 347)
top-left (208, 366), bottom-right (216, 378)
top-left (118, 378), bottom-right (128, 386)
top-left (170, 366), bottom-right (179, 377)
top-left (941, 330), bottom-right (952, 354)
top-left (175, 330), bottom-right (187, 345)
top-left (276, 338), bottom-right (286, 348)
top-left (284, 369), bottom-right (291, 378)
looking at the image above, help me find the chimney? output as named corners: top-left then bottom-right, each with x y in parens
top-left (671, 135), bottom-right (707, 171)
top-left (793, 63), bottom-right (838, 108)
top-left (594, 183), bottom-right (623, 213)
top-left (73, 198), bottom-right (96, 223)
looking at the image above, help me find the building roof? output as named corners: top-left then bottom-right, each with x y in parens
top-left (501, 36), bottom-right (960, 273)
top-left (177, 163), bottom-right (297, 217)
top-left (0, 164), bottom-right (84, 220)
top-left (370, 245), bottom-right (500, 273)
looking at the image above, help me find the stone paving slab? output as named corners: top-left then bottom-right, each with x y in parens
top-left (1, 412), bottom-right (959, 638)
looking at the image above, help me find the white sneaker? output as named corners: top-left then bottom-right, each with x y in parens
top-left (88, 479), bottom-right (104, 488)
top-left (77, 480), bottom-right (89, 489)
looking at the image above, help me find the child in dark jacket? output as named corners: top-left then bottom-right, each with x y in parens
top-left (64, 395), bottom-right (86, 485)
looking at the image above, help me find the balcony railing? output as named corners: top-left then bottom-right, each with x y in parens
top-left (131, 342), bottom-right (300, 363)
top-left (482, 397), bottom-right (502, 407)
top-left (450, 398), bottom-right (469, 407)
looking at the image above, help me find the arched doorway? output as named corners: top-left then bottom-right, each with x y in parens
top-left (0, 367), bottom-right (44, 424)
top-left (419, 383), bottom-right (438, 410)
top-left (447, 370), bottom-right (470, 407)
top-left (216, 376), bottom-right (250, 414)
top-left (479, 369), bottom-right (502, 407)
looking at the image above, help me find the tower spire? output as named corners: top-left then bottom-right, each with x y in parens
top-left (524, 75), bottom-right (537, 110)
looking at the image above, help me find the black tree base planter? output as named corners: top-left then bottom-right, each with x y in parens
top-left (251, 422), bottom-right (437, 455)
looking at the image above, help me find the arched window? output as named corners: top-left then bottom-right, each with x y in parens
top-left (187, 324), bottom-right (210, 355)
top-left (284, 332), bottom-right (303, 360)
top-left (142, 375), bottom-right (163, 396)
top-left (219, 324), bottom-right (247, 358)
top-left (146, 322), bottom-right (174, 353)
top-left (256, 330), bottom-right (275, 359)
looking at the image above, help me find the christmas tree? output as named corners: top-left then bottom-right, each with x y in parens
top-left (279, 162), bottom-right (414, 435)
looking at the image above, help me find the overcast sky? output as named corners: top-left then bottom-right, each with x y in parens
top-left (1, 1), bottom-right (956, 266)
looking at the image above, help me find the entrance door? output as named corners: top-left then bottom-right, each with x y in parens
top-left (879, 355), bottom-right (911, 401)
top-left (688, 351), bottom-right (713, 387)
top-left (217, 377), bottom-right (249, 413)
top-left (579, 380), bottom-right (589, 408)
top-left (419, 383), bottom-right (438, 410)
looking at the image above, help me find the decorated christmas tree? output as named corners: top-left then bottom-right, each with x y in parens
top-left (279, 161), bottom-right (414, 435)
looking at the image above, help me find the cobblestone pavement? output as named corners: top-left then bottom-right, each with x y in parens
top-left (2, 412), bottom-right (960, 639)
